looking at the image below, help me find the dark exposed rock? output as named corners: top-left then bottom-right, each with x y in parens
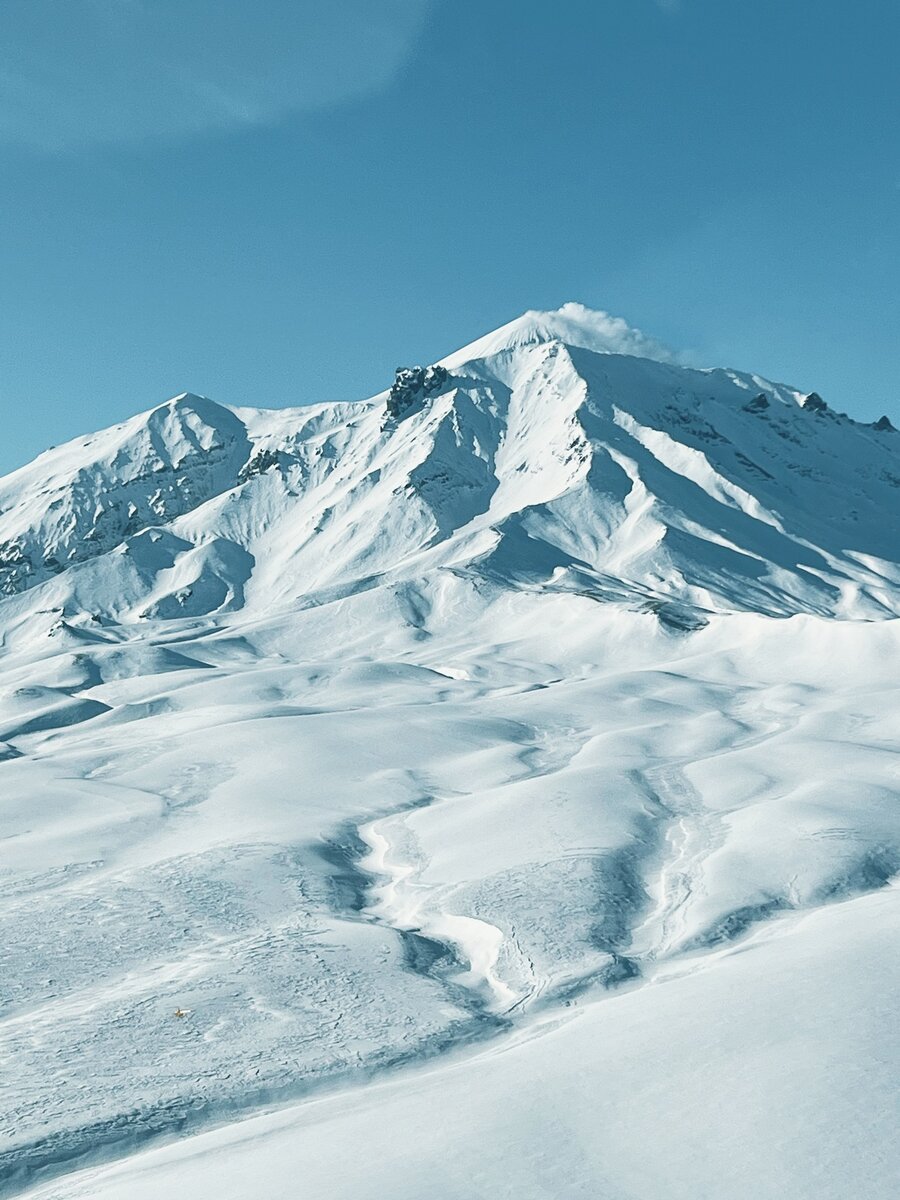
top-left (802, 391), bottom-right (827, 413)
top-left (733, 450), bottom-right (774, 481)
top-left (744, 393), bottom-right (769, 413)
top-left (238, 447), bottom-right (282, 483)
top-left (385, 364), bottom-right (449, 422)
top-left (873, 415), bottom-right (896, 433)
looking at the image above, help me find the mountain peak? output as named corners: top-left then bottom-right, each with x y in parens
top-left (150, 391), bottom-right (243, 434)
top-left (169, 391), bottom-right (207, 404)
top-left (1, 307), bottom-right (898, 626)
top-left (440, 302), bottom-right (677, 369)
top-left (152, 391), bottom-right (234, 425)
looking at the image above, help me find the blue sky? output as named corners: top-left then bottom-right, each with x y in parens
top-left (1, 0), bottom-right (897, 473)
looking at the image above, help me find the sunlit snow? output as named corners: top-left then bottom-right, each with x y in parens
top-left (2, 306), bottom-right (898, 1199)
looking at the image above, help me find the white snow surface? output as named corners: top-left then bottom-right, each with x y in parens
top-left (2, 305), bottom-right (899, 1199)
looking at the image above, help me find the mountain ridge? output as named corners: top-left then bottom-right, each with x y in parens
top-left (1, 305), bottom-right (898, 632)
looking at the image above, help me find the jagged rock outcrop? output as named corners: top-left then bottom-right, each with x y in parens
top-left (802, 391), bottom-right (827, 413)
top-left (873, 415), bottom-right (896, 433)
top-left (385, 364), bottom-right (449, 422)
top-left (744, 393), bottom-right (769, 413)
top-left (238, 447), bottom-right (282, 482)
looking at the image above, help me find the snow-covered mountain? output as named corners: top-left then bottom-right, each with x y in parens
top-left (3, 306), bottom-right (900, 1200)
top-left (2, 301), bottom-right (898, 639)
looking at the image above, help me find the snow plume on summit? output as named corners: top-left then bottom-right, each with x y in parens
top-left (441, 301), bottom-right (679, 367)
top-left (3, 305), bottom-right (900, 1200)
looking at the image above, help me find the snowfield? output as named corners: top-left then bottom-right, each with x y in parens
top-left (1, 305), bottom-right (898, 1198)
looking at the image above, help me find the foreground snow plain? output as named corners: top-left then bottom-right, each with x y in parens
top-left (2, 306), bottom-right (899, 1198)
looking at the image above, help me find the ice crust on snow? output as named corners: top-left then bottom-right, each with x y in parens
top-left (2, 305), bottom-right (900, 1200)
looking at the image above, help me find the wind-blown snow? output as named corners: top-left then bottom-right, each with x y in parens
top-left (2, 305), bottom-right (899, 1199)
top-left (439, 301), bottom-right (678, 367)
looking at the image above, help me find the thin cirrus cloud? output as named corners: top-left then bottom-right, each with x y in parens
top-left (0, 0), bottom-right (431, 151)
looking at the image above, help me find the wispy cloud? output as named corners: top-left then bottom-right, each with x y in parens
top-left (0, 0), bottom-right (431, 151)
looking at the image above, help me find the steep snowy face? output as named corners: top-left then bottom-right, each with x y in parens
top-left (473, 343), bottom-right (900, 619)
top-left (0, 394), bottom-right (250, 599)
top-left (0, 306), bottom-right (898, 631)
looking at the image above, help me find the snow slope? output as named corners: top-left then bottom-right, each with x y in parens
top-left (1, 305), bottom-right (898, 1199)
top-left (26, 885), bottom-right (900, 1200)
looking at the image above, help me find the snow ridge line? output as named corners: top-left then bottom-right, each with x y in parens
top-left (357, 814), bottom-right (519, 1013)
top-left (318, 805), bottom-right (516, 1027)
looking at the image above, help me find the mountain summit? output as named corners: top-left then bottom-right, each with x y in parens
top-left (1, 305), bottom-right (898, 637)
top-left (439, 301), bottom-right (678, 366)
